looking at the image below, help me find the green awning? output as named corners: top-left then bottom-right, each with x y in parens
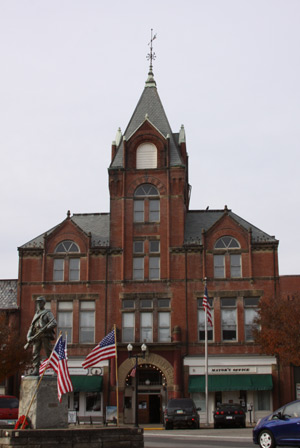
top-left (71, 376), bottom-right (103, 392)
top-left (189, 374), bottom-right (273, 392)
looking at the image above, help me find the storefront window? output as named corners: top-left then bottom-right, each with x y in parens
top-left (86, 392), bottom-right (101, 412)
top-left (254, 391), bottom-right (271, 411)
top-left (73, 392), bottom-right (79, 411)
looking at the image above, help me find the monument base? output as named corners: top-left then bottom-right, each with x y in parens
top-left (19, 376), bottom-right (68, 429)
top-left (0, 427), bottom-right (144, 448)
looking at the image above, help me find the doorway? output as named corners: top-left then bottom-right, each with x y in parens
top-left (138, 394), bottom-right (161, 424)
top-left (149, 395), bottom-right (161, 423)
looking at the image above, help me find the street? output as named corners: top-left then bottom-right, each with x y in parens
top-left (144, 427), bottom-right (254, 448)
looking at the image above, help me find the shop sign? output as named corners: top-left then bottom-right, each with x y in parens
top-left (69, 368), bottom-right (88, 375)
top-left (209, 367), bottom-right (256, 374)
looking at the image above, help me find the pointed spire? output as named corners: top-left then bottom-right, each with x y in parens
top-left (179, 125), bottom-right (186, 144)
top-left (115, 127), bottom-right (122, 147)
top-left (145, 29), bottom-right (157, 88)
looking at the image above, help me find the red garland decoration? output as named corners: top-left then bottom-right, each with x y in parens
top-left (14, 415), bottom-right (30, 429)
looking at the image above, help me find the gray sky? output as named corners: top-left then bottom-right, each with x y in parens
top-left (1, 0), bottom-right (299, 279)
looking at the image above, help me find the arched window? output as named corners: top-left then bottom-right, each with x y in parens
top-left (53, 240), bottom-right (80, 282)
top-left (213, 236), bottom-right (241, 278)
top-left (54, 240), bottom-right (79, 253)
top-left (136, 143), bottom-right (157, 169)
top-left (214, 236), bottom-right (240, 249)
top-left (133, 184), bottom-right (160, 223)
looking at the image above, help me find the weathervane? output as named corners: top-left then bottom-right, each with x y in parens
top-left (147, 29), bottom-right (157, 70)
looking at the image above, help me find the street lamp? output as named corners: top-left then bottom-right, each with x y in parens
top-left (127, 343), bottom-right (147, 428)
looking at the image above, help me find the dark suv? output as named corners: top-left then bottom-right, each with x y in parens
top-left (164, 398), bottom-right (200, 429)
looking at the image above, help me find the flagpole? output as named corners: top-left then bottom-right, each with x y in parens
top-left (204, 279), bottom-right (209, 427)
top-left (114, 324), bottom-right (119, 426)
top-left (21, 331), bottom-right (62, 429)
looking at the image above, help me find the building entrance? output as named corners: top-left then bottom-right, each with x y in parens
top-left (138, 393), bottom-right (161, 423)
top-left (124, 363), bottom-right (167, 424)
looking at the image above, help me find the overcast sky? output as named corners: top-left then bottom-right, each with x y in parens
top-left (1, 0), bottom-right (299, 279)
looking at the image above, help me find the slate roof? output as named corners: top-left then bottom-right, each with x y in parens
top-left (184, 209), bottom-right (278, 245)
top-left (20, 207), bottom-right (276, 252)
top-left (20, 213), bottom-right (110, 249)
top-left (0, 280), bottom-right (18, 309)
top-left (110, 70), bottom-right (183, 169)
top-left (72, 213), bottom-right (110, 246)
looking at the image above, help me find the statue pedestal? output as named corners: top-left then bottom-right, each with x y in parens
top-left (19, 376), bottom-right (68, 429)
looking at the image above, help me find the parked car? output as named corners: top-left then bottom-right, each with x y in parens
top-left (253, 399), bottom-right (300, 448)
top-left (213, 403), bottom-right (246, 428)
top-left (164, 398), bottom-right (200, 429)
top-left (0, 395), bottom-right (19, 420)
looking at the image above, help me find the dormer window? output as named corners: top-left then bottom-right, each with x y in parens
top-left (136, 143), bottom-right (157, 169)
top-left (213, 236), bottom-right (242, 278)
top-left (53, 240), bottom-right (80, 282)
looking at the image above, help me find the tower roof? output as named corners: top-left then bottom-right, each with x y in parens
top-left (110, 69), bottom-right (183, 169)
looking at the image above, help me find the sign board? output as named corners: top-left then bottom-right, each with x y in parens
top-left (69, 368), bottom-right (88, 375)
top-left (209, 367), bottom-right (257, 374)
top-left (106, 406), bottom-right (117, 424)
top-left (68, 411), bottom-right (77, 424)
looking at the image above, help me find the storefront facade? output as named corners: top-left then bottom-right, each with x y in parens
top-left (44, 359), bottom-right (107, 422)
top-left (185, 355), bottom-right (276, 424)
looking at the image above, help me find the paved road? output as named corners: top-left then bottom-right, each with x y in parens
top-left (144, 427), bottom-right (254, 448)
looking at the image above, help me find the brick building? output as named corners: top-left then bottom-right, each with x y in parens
top-left (0, 280), bottom-right (19, 395)
top-left (6, 64), bottom-right (300, 425)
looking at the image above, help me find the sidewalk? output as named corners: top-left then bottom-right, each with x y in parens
top-left (142, 424), bottom-right (254, 437)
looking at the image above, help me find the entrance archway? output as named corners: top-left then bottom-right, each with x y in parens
top-left (119, 354), bottom-right (174, 424)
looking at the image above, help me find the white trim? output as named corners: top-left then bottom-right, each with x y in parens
top-left (184, 355), bottom-right (277, 375)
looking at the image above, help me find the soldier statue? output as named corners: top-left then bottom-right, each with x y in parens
top-left (26, 296), bottom-right (57, 375)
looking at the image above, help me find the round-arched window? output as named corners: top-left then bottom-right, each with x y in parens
top-left (136, 143), bottom-right (157, 169)
top-left (54, 240), bottom-right (80, 253)
top-left (53, 240), bottom-right (80, 282)
top-left (134, 184), bottom-right (159, 197)
top-left (214, 236), bottom-right (241, 278)
top-left (133, 184), bottom-right (160, 223)
top-left (214, 236), bottom-right (240, 249)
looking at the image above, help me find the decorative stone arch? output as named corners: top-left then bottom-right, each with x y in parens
top-left (127, 176), bottom-right (167, 197)
top-left (118, 352), bottom-right (174, 390)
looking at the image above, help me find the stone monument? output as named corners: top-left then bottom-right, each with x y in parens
top-left (19, 296), bottom-right (68, 429)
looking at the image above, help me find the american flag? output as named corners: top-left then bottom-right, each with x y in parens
top-left (203, 284), bottom-right (213, 327)
top-left (130, 362), bottom-right (137, 378)
top-left (82, 329), bottom-right (116, 369)
top-left (39, 335), bottom-right (73, 402)
top-left (39, 354), bottom-right (58, 375)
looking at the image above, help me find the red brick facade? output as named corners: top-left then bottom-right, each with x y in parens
top-left (12, 68), bottom-right (300, 425)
